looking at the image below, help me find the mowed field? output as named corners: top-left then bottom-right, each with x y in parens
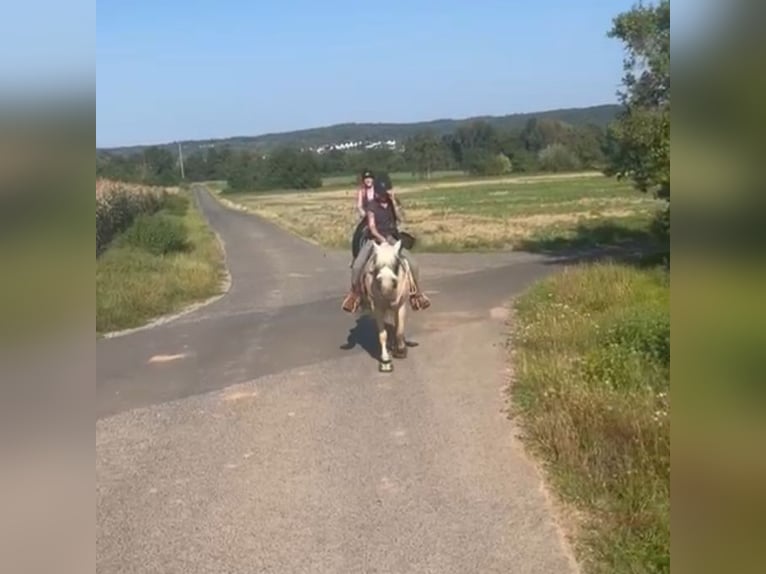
top-left (320, 170), bottom-right (466, 188)
top-left (225, 173), bottom-right (663, 252)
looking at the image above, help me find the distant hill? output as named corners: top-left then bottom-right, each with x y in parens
top-left (99, 103), bottom-right (621, 156)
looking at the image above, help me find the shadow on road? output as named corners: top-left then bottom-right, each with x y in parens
top-left (519, 220), bottom-right (669, 269)
top-left (340, 315), bottom-right (380, 360)
top-left (340, 314), bottom-right (420, 361)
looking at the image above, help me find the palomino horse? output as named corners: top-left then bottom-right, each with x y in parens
top-left (361, 239), bottom-right (411, 372)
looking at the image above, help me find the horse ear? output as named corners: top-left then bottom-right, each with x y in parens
top-left (393, 239), bottom-right (402, 253)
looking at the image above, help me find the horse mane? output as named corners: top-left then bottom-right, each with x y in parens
top-left (372, 241), bottom-right (400, 270)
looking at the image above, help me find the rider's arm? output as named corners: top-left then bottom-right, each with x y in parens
top-left (391, 193), bottom-right (405, 224)
top-left (367, 211), bottom-right (386, 244)
top-left (356, 189), bottom-right (366, 218)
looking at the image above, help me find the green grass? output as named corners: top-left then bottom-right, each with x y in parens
top-left (321, 170), bottom-right (466, 188)
top-left (96, 192), bottom-right (227, 334)
top-left (510, 262), bottom-right (669, 573)
top-left (405, 177), bottom-right (650, 217)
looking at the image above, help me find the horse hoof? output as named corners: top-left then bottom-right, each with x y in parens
top-left (379, 360), bottom-right (393, 373)
top-left (392, 347), bottom-right (408, 359)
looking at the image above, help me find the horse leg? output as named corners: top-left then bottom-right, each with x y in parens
top-left (392, 304), bottom-right (408, 359)
top-left (376, 311), bottom-right (393, 372)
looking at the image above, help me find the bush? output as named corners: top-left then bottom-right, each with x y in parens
top-left (537, 143), bottom-right (582, 172)
top-left (464, 151), bottom-right (512, 176)
top-left (483, 153), bottom-right (512, 175)
top-left (122, 213), bottom-right (189, 255)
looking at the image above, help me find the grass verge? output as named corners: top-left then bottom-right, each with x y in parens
top-left (509, 262), bottom-right (669, 573)
top-left (96, 191), bottom-right (227, 334)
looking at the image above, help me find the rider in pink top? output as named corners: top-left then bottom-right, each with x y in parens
top-left (356, 169), bottom-right (375, 218)
top-left (350, 169), bottom-right (376, 264)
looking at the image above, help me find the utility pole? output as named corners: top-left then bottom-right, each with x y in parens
top-left (177, 141), bottom-right (185, 179)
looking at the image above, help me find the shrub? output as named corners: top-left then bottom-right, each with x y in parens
top-left (464, 151), bottom-right (512, 176)
top-left (538, 143), bottom-right (582, 172)
top-left (122, 213), bottom-right (189, 255)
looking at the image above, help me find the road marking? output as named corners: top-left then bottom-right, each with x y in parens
top-left (148, 353), bottom-right (187, 364)
top-left (222, 389), bottom-right (258, 402)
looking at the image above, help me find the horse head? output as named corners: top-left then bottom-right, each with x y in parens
top-left (371, 239), bottom-right (404, 300)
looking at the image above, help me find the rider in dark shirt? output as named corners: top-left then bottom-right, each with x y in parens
top-left (342, 180), bottom-right (430, 313)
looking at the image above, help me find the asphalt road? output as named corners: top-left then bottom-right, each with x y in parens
top-left (96, 184), bottom-right (579, 573)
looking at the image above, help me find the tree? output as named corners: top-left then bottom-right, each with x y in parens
top-left (206, 146), bottom-right (236, 180)
top-left (520, 118), bottom-right (574, 153)
top-left (260, 147), bottom-right (322, 190)
top-left (227, 151), bottom-right (259, 191)
top-left (604, 0), bottom-right (670, 200)
top-left (446, 121), bottom-right (499, 168)
top-left (183, 151), bottom-right (209, 181)
top-left (142, 146), bottom-right (179, 185)
top-left (319, 148), bottom-right (348, 175)
top-left (571, 124), bottom-right (607, 168)
top-left (498, 130), bottom-right (537, 172)
top-left (405, 131), bottom-right (448, 179)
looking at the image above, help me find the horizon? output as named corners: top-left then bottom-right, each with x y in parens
top-left (98, 101), bottom-right (619, 151)
top-left (97, 0), bottom-right (636, 148)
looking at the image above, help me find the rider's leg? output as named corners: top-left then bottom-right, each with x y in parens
top-left (343, 239), bottom-right (373, 312)
top-left (350, 219), bottom-right (366, 267)
top-left (351, 239), bottom-right (374, 289)
top-left (399, 249), bottom-right (430, 310)
top-left (400, 249), bottom-right (420, 285)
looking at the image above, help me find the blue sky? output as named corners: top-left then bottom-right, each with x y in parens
top-left (97, 0), bottom-right (637, 148)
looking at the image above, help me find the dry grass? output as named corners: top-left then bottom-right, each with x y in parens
top-left (225, 174), bottom-right (662, 252)
top-left (510, 262), bottom-right (670, 573)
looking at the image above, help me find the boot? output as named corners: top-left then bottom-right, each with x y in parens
top-left (407, 276), bottom-right (431, 311)
top-left (342, 289), bottom-right (361, 313)
top-left (409, 291), bottom-right (431, 311)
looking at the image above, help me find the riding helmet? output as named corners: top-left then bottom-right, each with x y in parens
top-left (373, 179), bottom-right (390, 198)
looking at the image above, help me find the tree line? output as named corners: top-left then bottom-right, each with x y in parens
top-left (96, 117), bottom-right (610, 191)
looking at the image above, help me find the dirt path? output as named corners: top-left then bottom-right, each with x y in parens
top-left (96, 184), bottom-right (579, 573)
